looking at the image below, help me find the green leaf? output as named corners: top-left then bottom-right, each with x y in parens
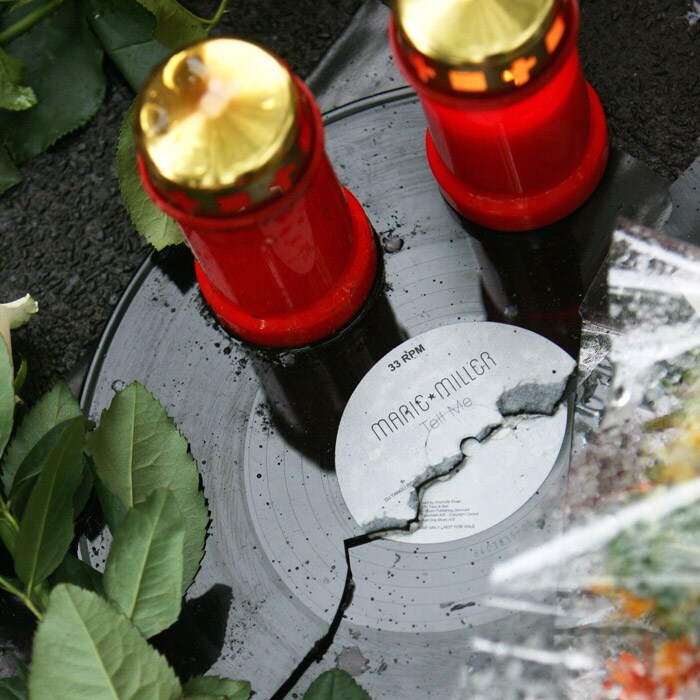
top-left (1, 380), bottom-right (82, 497)
top-left (12, 357), bottom-right (27, 394)
top-left (11, 655), bottom-right (28, 684)
top-left (29, 584), bottom-right (182, 700)
top-left (0, 0), bottom-right (106, 162)
top-left (50, 553), bottom-right (103, 595)
top-left (14, 418), bottom-right (85, 588)
top-left (104, 488), bottom-right (184, 638)
top-left (71, 455), bottom-right (94, 518)
top-left (91, 468), bottom-right (128, 531)
top-left (0, 338), bottom-right (14, 458)
top-left (9, 416), bottom-right (86, 519)
top-left (117, 102), bottom-right (184, 250)
top-left (0, 46), bottom-right (36, 110)
top-left (303, 670), bottom-right (371, 700)
top-left (86, 382), bottom-right (207, 590)
top-left (0, 518), bottom-right (16, 557)
top-left (0, 676), bottom-right (27, 700)
top-left (0, 0), bottom-right (37, 7)
top-left (87, 0), bottom-right (171, 92)
top-left (136, 0), bottom-right (207, 49)
top-left (183, 677), bottom-right (251, 699)
top-left (0, 142), bottom-right (21, 194)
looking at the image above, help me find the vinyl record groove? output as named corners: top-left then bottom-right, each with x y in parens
top-left (81, 89), bottom-right (669, 697)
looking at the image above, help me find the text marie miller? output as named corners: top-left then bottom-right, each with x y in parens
top-left (370, 351), bottom-right (497, 442)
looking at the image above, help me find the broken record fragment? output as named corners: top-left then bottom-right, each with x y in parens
top-left (336, 322), bottom-right (576, 544)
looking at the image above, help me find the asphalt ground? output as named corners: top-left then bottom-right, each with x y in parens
top-left (0, 0), bottom-right (698, 403)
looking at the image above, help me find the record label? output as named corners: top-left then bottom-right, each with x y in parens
top-left (335, 322), bottom-right (576, 544)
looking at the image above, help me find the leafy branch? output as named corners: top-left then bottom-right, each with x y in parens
top-left (0, 0), bottom-right (228, 195)
top-left (0, 302), bottom-right (370, 698)
top-left (0, 0), bottom-right (374, 691)
top-left (0, 572), bottom-right (43, 620)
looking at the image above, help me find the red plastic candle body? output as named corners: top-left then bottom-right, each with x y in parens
top-left (139, 77), bottom-right (377, 348)
top-left (390, 0), bottom-right (608, 231)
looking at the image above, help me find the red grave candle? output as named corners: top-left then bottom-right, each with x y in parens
top-left (390, 0), bottom-right (609, 231)
top-left (136, 39), bottom-right (377, 347)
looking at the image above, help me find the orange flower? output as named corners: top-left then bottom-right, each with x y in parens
top-left (619, 591), bottom-right (656, 620)
top-left (604, 651), bottom-right (658, 699)
top-left (654, 639), bottom-right (700, 691)
top-left (589, 584), bottom-right (656, 621)
top-left (604, 638), bottom-right (700, 699)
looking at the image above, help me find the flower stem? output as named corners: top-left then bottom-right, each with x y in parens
top-left (0, 575), bottom-right (43, 621)
top-left (645, 413), bottom-right (681, 431)
top-left (0, 499), bottom-right (18, 557)
top-left (0, 0), bottom-right (67, 46)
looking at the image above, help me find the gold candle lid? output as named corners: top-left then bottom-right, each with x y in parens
top-left (393, 0), bottom-right (568, 94)
top-left (136, 38), bottom-right (306, 215)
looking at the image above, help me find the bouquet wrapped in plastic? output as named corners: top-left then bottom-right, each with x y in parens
top-left (469, 221), bottom-right (700, 699)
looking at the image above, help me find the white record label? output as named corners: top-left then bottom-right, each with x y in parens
top-left (335, 322), bottom-right (576, 544)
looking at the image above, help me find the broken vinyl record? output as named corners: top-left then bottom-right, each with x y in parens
top-left (80, 89), bottom-right (672, 698)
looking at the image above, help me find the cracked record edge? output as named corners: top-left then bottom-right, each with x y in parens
top-left (271, 368), bottom-right (577, 699)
